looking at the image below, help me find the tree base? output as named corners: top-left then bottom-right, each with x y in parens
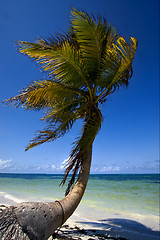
top-left (0, 205), bottom-right (29, 240)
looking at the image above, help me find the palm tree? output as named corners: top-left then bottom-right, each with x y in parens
top-left (0, 8), bottom-right (137, 240)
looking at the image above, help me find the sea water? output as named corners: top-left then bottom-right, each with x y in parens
top-left (0, 173), bottom-right (159, 230)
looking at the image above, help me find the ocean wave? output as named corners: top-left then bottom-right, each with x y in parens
top-left (0, 191), bottom-right (25, 204)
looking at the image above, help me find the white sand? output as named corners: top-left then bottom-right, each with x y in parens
top-left (65, 213), bottom-right (160, 240)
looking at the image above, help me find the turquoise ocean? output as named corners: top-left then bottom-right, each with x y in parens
top-left (0, 173), bottom-right (159, 230)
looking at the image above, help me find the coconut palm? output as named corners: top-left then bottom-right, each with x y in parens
top-left (0, 8), bottom-right (137, 240)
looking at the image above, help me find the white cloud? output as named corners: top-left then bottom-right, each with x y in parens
top-left (0, 159), bottom-right (12, 169)
top-left (37, 161), bottom-right (121, 174)
top-left (51, 159), bottom-right (68, 171)
top-left (37, 164), bottom-right (51, 171)
top-left (100, 165), bottom-right (120, 172)
top-left (91, 164), bottom-right (120, 173)
top-left (51, 164), bottom-right (56, 169)
top-left (122, 164), bottom-right (159, 173)
top-left (36, 159), bottom-right (69, 172)
top-left (59, 158), bottom-right (68, 170)
top-left (1, 157), bottom-right (158, 174)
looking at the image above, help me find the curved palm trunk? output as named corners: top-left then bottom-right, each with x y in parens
top-left (0, 145), bottom-right (92, 240)
top-left (60, 144), bottom-right (92, 223)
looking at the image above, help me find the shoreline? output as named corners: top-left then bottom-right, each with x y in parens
top-left (0, 196), bottom-right (159, 240)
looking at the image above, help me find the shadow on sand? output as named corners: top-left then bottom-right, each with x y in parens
top-left (54, 218), bottom-right (159, 240)
top-left (76, 218), bottom-right (159, 240)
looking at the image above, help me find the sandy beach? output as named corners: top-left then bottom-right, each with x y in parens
top-left (64, 213), bottom-right (160, 240)
top-left (0, 195), bottom-right (159, 240)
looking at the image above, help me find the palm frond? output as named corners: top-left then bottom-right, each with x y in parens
top-left (17, 33), bottom-right (67, 57)
top-left (97, 36), bottom-right (138, 102)
top-left (27, 100), bottom-right (90, 151)
top-left (3, 80), bottom-right (59, 109)
top-left (61, 107), bottom-right (102, 195)
top-left (42, 100), bottom-right (87, 124)
top-left (17, 39), bottom-right (88, 90)
top-left (71, 9), bottom-right (107, 62)
top-left (3, 79), bottom-right (88, 110)
top-left (25, 114), bottom-right (76, 151)
top-left (70, 8), bottom-right (119, 94)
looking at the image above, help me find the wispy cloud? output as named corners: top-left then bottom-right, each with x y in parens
top-left (0, 157), bottom-right (70, 173)
top-left (91, 164), bottom-right (120, 173)
top-left (36, 158), bottom-right (69, 173)
top-left (0, 159), bottom-right (12, 169)
top-left (100, 166), bottom-right (120, 172)
top-left (123, 164), bottom-right (159, 173)
top-left (0, 158), bottom-right (159, 174)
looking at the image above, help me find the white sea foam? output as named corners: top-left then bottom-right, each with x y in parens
top-left (0, 191), bottom-right (25, 204)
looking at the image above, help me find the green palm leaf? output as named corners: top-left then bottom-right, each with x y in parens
top-left (4, 79), bottom-right (89, 109)
top-left (71, 9), bottom-right (112, 62)
top-left (25, 114), bottom-right (76, 151)
top-left (17, 39), bottom-right (89, 90)
top-left (71, 9), bottom-right (118, 82)
top-left (97, 36), bottom-right (138, 102)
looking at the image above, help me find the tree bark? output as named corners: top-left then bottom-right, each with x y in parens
top-left (0, 145), bottom-right (92, 240)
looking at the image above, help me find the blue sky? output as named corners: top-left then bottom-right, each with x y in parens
top-left (0, 0), bottom-right (159, 174)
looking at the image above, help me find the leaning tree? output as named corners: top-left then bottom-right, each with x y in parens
top-left (0, 8), bottom-right (137, 240)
